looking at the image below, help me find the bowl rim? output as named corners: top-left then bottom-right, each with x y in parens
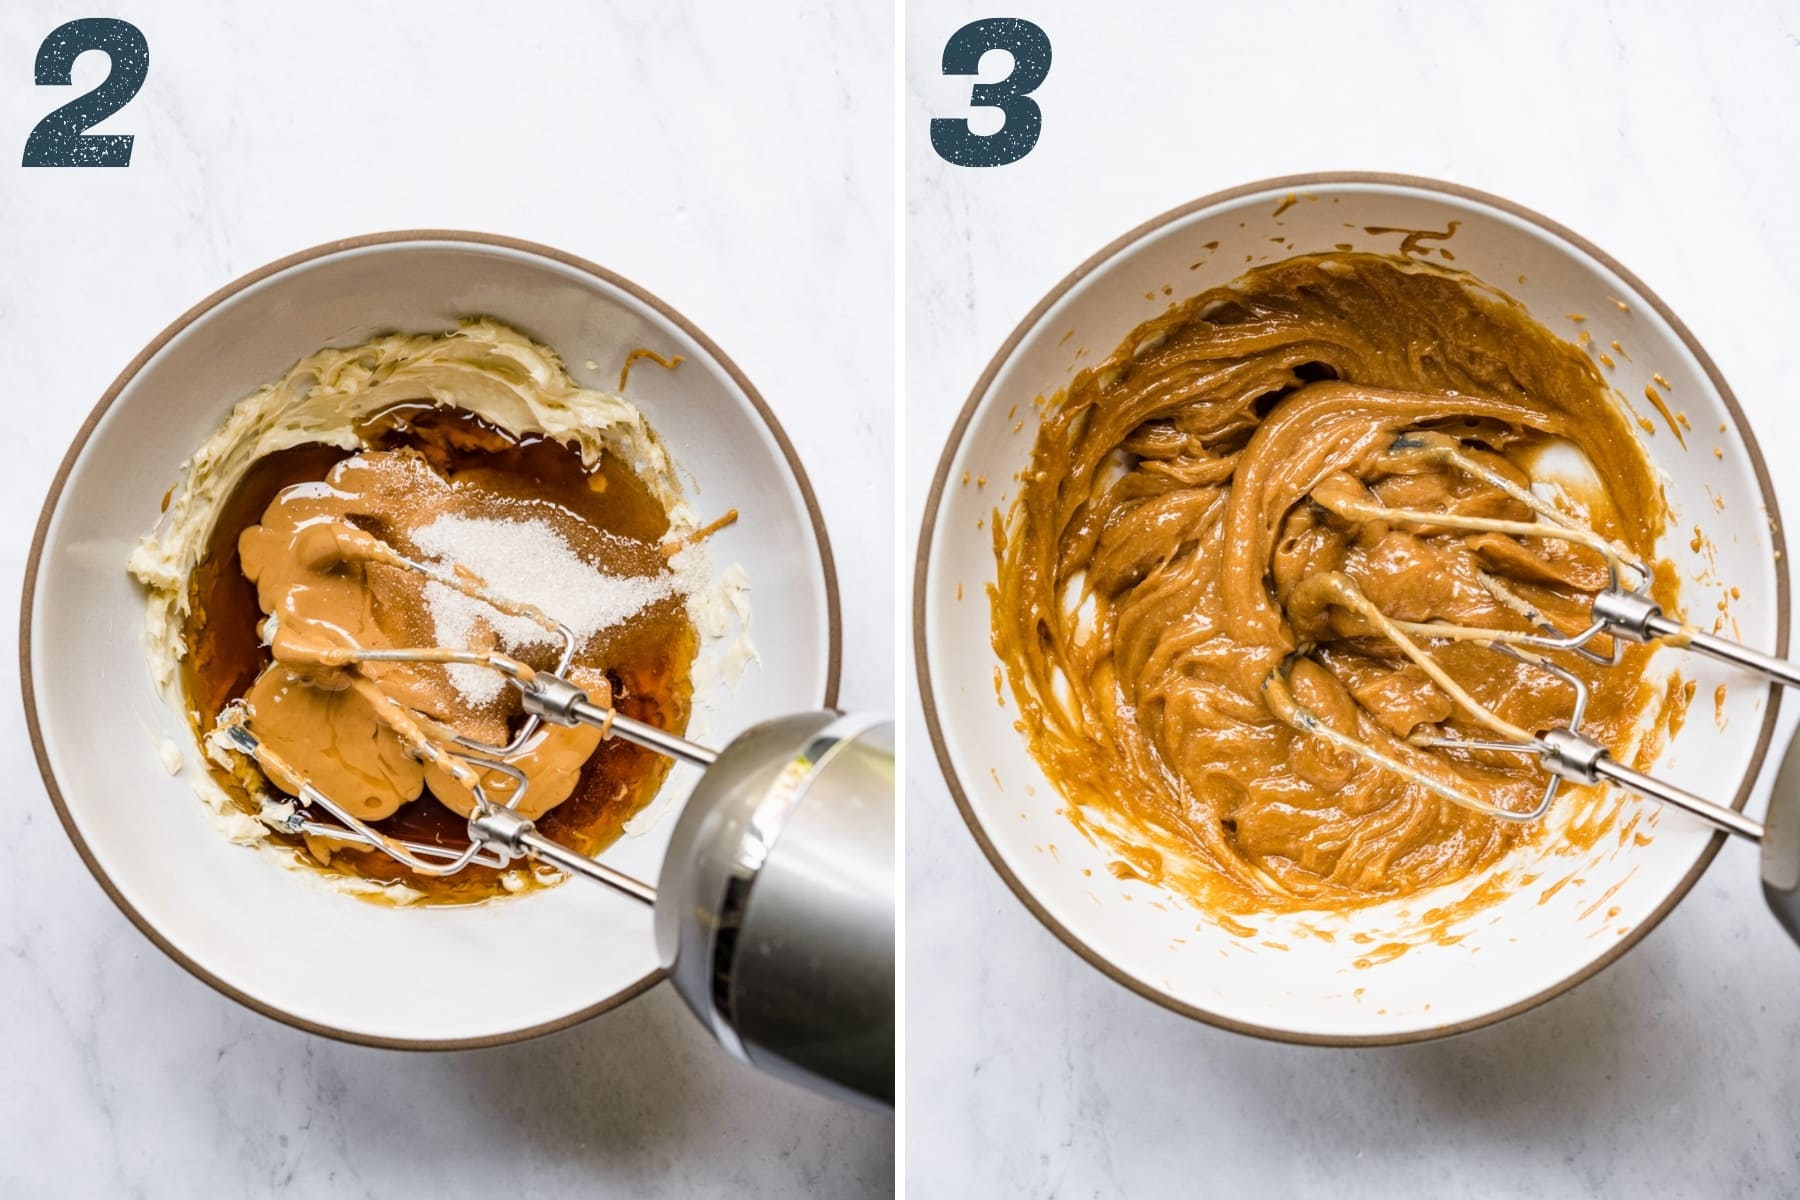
top-left (912, 170), bottom-right (1790, 1046)
top-left (20, 228), bottom-right (844, 1051)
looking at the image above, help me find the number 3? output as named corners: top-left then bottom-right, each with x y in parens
top-left (930, 18), bottom-right (1052, 168)
top-left (22, 18), bottom-right (149, 168)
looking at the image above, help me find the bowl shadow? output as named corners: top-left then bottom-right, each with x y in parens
top-left (429, 983), bottom-right (895, 1190)
top-left (1200, 923), bottom-right (1684, 1154)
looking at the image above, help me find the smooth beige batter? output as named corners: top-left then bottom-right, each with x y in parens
top-left (993, 253), bottom-right (1681, 913)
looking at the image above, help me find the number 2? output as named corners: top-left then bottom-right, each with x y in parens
top-left (23, 18), bottom-right (149, 168)
top-left (929, 18), bottom-right (1052, 168)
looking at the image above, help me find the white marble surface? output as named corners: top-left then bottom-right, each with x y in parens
top-left (0, 2), bottom-right (891, 1196)
top-left (907, 2), bottom-right (1800, 1195)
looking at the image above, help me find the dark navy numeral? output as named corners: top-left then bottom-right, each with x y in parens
top-left (23, 19), bottom-right (149, 168)
top-left (930, 18), bottom-right (1052, 168)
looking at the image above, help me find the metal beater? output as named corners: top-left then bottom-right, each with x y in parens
top-left (1263, 430), bottom-right (1800, 941)
top-left (215, 527), bottom-right (894, 1109)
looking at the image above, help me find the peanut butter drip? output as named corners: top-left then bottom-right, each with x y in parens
top-left (994, 253), bottom-right (1679, 913)
top-left (236, 449), bottom-right (641, 822)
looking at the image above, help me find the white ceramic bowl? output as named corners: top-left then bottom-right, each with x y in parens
top-left (25, 232), bottom-right (840, 1047)
top-left (916, 174), bottom-right (1788, 1044)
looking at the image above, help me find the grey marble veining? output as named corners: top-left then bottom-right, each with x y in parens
top-left (907, 1), bottom-right (1800, 1195)
top-left (0, 2), bottom-right (892, 1195)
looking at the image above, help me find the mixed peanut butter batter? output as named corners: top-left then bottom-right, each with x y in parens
top-left (993, 252), bottom-right (1682, 913)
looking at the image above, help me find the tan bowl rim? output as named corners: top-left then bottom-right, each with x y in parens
top-left (20, 229), bottom-right (844, 1051)
top-left (912, 170), bottom-right (1789, 1047)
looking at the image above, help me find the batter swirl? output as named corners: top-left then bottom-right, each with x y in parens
top-left (993, 253), bottom-right (1681, 912)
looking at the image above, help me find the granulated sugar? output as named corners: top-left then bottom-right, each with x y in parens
top-left (411, 514), bottom-right (677, 704)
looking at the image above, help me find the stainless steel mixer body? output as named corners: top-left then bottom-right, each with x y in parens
top-left (657, 711), bottom-right (895, 1110)
top-left (470, 705), bottom-right (895, 1106)
top-left (494, 674), bottom-right (896, 1104)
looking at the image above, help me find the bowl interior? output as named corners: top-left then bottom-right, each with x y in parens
top-left (28, 237), bottom-right (836, 1045)
top-left (921, 180), bottom-right (1784, 1041)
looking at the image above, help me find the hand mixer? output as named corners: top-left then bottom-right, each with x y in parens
top-left (1261, 430), bottom-right (1800, 943)
top-left (213, 525), bottom-right (894, 1110)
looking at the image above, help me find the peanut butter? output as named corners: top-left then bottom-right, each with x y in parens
top-left (236, 449), bottom-right (618, 822)
top-left (183, 406), bottom-right (699, 904)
